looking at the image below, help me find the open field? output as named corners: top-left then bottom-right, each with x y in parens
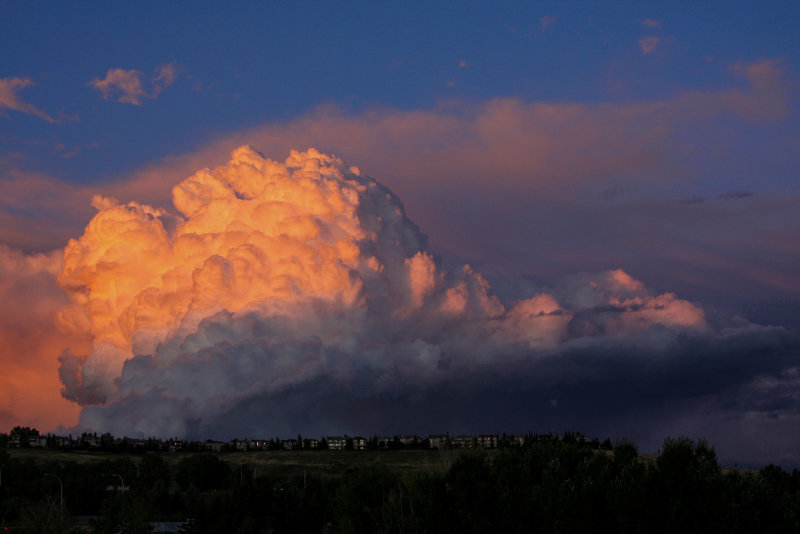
top-left (5, 447), bottom-right (482, 477)
top-left (5, 447), bottom-right (755, 477)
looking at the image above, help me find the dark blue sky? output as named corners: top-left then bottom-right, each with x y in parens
top-left (2, 1), bottom-right (798, 185)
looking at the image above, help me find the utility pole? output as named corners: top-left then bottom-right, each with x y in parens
top-left (44, 474), bottom-right (63, 510)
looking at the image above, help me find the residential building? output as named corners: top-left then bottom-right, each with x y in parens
top-left (327, 436), bottom-right (346, 450)
top-left (205, 440), bottom-right (225, 452)
top-left (477, 434), bottom-right (498, 449)
top-left (452, 435), bottom-right (474, 449)
top-left (428, 434), bottom-right (449, 449)
top-left (249, 439), bottom-right (269, 450)
top-left (400, 435), bottom-right (422, 446)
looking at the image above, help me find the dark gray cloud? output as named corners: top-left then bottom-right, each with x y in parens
top-left (718, 190), bottom-right (756, 200)
top-left (743, 298), bottom-right (800, 330)
top-left (76, 312), bottom-right (800, 467)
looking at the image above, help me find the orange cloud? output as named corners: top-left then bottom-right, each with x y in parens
top-left (88, 62), bottom-right (179, 105)
top-left (152, 62), bottom-right (179, 96)
top-left (0, 245), bottom-right (87, 432)
top-left (0, 77), bottom-right (55, 122)
top-left (639, 36), bottom-right (660, 54)
top-left (539, 16), bottom-right (556, 30)
top-left (88, 68), bottom-right (147, 105)
top-left (585, 269), bottom-right (707, 334)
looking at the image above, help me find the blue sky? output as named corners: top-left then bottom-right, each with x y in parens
top-left (3, 1), bottom-right (798, 186)
top-left (4, 1), bottom-right (797, 309)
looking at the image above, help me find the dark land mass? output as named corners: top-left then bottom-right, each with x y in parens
top-left (5, 447), bottom-right (753, 478)
top-left (5, 448), bottom-right (469, 478)
top-left (2, 438), bottom-right (799, 533)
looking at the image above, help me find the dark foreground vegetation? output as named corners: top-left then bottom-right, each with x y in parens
top-left (1, 437), bottom-right (799, 533)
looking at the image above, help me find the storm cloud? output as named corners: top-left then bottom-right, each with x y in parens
top-left (51, 147), bottom-right (800, 467)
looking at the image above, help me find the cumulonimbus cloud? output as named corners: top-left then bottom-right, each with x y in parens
top-left (56, 147), bottom-right (708, 437)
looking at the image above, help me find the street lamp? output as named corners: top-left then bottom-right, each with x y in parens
top-left (43, 473), bottom-right (63, 509)
top-left (112, 473), bottom-right (126, 492)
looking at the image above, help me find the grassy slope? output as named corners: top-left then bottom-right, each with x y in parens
top-left (6, 447), bottom-right (754, 477)
top-left (5, 448), bottom-right (477, 477)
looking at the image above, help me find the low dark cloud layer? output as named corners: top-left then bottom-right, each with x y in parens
top-left (79, 320), bottom-right (800, 467)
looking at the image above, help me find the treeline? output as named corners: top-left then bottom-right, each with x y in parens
top-left (1, 437), bottom-right (799, 533)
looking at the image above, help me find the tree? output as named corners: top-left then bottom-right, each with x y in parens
top-left (176, 454), bottom-right (231, 492)
top-left (613, 439), bottom-right (639, 473)
top-left (17, 497), bottom-right (71, 534)
top-left (91, 492), bottom-right (152, 534)
top-left (138, 454), bottom-right (169, 487)
top-left (9, 426), bottom-right (38, 447)
top-left (651, 437), bottom-right (721, 533)
top-left (334, 465), bottom-right (398, 533)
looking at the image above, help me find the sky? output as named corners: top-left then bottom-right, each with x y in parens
top-left (1, 1), bottom-right (799, 467)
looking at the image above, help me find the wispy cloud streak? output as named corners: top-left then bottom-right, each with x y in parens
top-left (0, 77), bottom-right (55, 122)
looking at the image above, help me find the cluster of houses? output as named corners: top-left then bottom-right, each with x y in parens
top-left (222, 433), bottom-right (509, 452)
top-left (3, 426), bottom-right (607, 453)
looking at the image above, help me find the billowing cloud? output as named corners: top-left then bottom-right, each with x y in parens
top-left (639, 36), bottom-right (660, 54)
top-left (57, 148), bottom-right (713, 440)
top-left (88, 63), bottom-right (178, 105)
top-left (640, 19), bottom-right (661, 28)
top-left (0, 77), bottom-right (55, 122)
